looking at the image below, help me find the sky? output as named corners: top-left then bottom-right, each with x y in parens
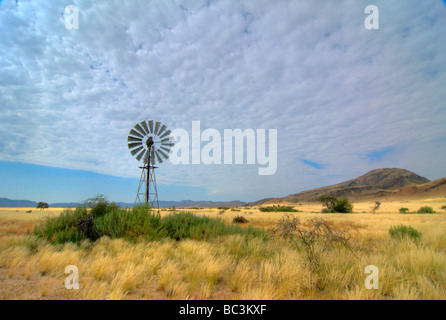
top-left (1, 0), bottom-right (446, 203)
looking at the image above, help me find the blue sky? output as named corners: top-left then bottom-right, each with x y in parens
top-left (1, 0), bottom-right (446, 203)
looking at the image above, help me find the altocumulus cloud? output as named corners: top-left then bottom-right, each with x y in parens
top-left (0, 0), bottom-right (446, 201)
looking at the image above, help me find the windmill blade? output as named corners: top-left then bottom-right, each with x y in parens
top-left (154, 150), bottom-right (163, 164)
top-left (140, 121), bottom-right (149, 135)
top-left (159, 146), bottom-right (171, 153)
top-left (130, 146), bottom-right (144, 156)
top-left (148, 120), bottom-right (154, 133)
top-left (134, 123), bottom-right (147, 136)
top-left (157, 148), bottom-right (169, 160)
top-left (129, 129), bottom-right (144, 139)
top-left (161, 142), bottom-right (175, 147)
top-left (142, 151), bottom-right (149, 164)
top-left (151, 149), bottom-right (156, 165)
top-left (128, 142), bottom-right (143, 150)
top-left (128, 136), bottom-right (142, 143)
top-left (136, 149), bottom-right (146, 161)
top-left (154, 121), bottom-right (161, 135)
top-left (160, 137), bottom-right (171, 143)
top-left (157, 124), bottom-right (167, 136)
top-left (159, 130), bottom-right (171, 139)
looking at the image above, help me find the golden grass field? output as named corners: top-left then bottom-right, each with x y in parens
top-left (0, 198), bottom-right (445, 300)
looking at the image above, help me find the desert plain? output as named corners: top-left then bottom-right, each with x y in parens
top-left (0, 197), bottom-right (445, 300)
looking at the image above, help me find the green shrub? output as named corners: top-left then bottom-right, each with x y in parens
top-left (94, 206), bottom-right (164, 240)
top-left (389, 225), bottom-right (422, 241)
top-left (318, 195), bottom-right (353, 213)
top-left (441, 205), bottom-right (446, 212)
top-left (399, 208), bottom-right (410, 214)
top-left (53, 227), bottom-right (86, 244)
top-left (332, 197), bottom-right (354, 213)
top-left (160, 212), bottom-right (263, 241)
top-left (34, 206), bottom-right (89, 244)
top-left (259, 206), bottom-right (299, 212)
top-left (34, 204), bottom-right (265, 244)
top-left (417, 206), bottom-right (436, 214)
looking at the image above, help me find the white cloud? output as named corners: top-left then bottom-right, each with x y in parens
top-left (1, 0), bottom-right (446, 201)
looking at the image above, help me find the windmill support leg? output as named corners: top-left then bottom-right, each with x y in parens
top-left (135, 161), bottom-right (159, 213)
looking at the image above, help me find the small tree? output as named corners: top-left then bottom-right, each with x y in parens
top-left (319, 195), bottom-right (353, 213)
top-left (85, 194), bottom-right (120, 218)
top-left (318, 195), bottom-right (338, 212)
top-left (371, 201), bottom-right (381, 214)
top-left (37, 202), bottom-right (49, 210)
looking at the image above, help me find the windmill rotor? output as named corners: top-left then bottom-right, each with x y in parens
top-left (127, 120), bottom-right (173, 165)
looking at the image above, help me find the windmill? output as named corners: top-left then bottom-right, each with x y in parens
top-left (127, 120), bottom-right (174, 211)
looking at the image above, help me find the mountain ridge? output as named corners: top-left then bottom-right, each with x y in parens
top-left (252, 168), bottom-right (445, 205)
top-left (0, 198), bottom-right (247, 208)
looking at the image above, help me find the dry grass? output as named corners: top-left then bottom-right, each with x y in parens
top-left (0, 199), bottom-right (445, 300)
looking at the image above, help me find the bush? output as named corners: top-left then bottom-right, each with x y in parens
top-left (270, 214), bottom-right (352, 268)
top-left (34, 206), bottom-right (89, 244)
top-left (259, 206), bottom-right (299, 212)
top-left (160, 212), bottom-right (263, 241)
top-left (34, 205), bottom-right (265, 244)
top-left (389, 225), bottom-right (421, 241)
top-left (233, 216), bottom-right (249, 223)
top-left (318, 195), bottom-right (353, 213)
top-left (94, 206), bottom-right (164, 240)
top-left (399, 208), bottom-right (410, 214)
top-left (441, 205), bottom-right (446, 212)
top-left (86, 195), bottom-right (120, 218)
top-left (417, 206), bottom-right (436, 214)
top-left (332, 197), bottom-right (354, 213)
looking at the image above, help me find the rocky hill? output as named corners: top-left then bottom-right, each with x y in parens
top-left (252, 168), bottom-right (443, 204)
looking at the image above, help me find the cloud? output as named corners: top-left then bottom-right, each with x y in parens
top-left (1, 0), bottom-right (446, 201)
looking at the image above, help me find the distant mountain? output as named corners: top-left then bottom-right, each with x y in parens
top-left (116, 200), bottom-right (247, 208)
top-left (50, 202), bottom-right (85, 208)
top-left (0, 197), bottom-right (247, 208)
top-left (252, 168), bottom-right (439, 204)
top-left (0, 198), bottom-right (38, 207)
top-left (155, 200), bottom-right (248, 208)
